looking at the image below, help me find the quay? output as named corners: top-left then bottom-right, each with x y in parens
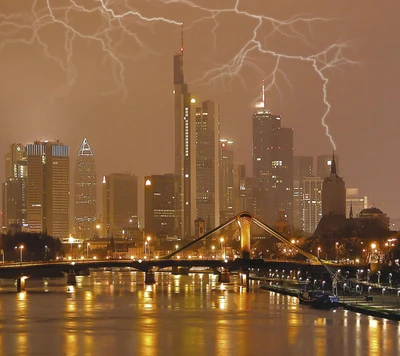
top-left (258, 280), bottom-right (400, 321)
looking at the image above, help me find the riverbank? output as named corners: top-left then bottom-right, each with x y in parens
top-left (260, 282), bottom-right (400, 321)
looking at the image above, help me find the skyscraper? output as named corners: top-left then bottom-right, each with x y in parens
top-left (74, 138), bottom-right (97, 239)
top-left (144, 174), bottom-right (177, 238)
top-left (302, 177), bottom-right (323, 234)
top-left (219, 139), bottom-right (234, 222)
top-left (2, 144), bottom-right (27, 232)
top-left (321, 154), bottom-right (346, 216)
top-left (103, 173), bottom-right (138, 238)
top-left (173, 29), bottom-right (196, 239)
top-left (26, 141), bottom-right (70, 238)
top-left (195, 100), bottom-right (220, 229)
top-left (252, 84), bottom-right (293, 224)
top-left (293, 156), bottom-right (314, 229)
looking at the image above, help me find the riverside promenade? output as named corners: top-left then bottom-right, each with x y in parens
top-left (259, 280), bottom-right (400, 321)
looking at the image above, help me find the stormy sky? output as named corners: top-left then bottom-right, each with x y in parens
top-left (0, 1), bottom-right (399, 221)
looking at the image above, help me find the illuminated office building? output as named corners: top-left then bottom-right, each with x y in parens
top-left (74, 138), bottom-right (97, 239)
top-left (26, 141), bottom-right (70, 238)
top-left (103, 173), bottom-right (138, 238)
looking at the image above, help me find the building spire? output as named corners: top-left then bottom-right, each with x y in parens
top-left (78, 138), bottom-right (93, 156)
top-left (331, 150), bottom-right (337, 175)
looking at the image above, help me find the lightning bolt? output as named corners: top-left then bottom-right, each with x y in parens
top-left (0, 0), bottom-right (355, 148)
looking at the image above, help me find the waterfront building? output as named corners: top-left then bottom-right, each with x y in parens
top-left (302, 177), bottom-right (323, 234)
top-left (26, 141), bottom-right (70, 239)
top-left (144, 174), bottom-right (177, 239)
top-left (293, 156), bottom-right (314, 230)
top-left (252, 84), bottom-right (293, 224)
top-left (102, 173), bottom-right (138, 238)
top-left (74, 138), bottom-right (97, 239)
top-left (219, 139), bottom-right (234, 222)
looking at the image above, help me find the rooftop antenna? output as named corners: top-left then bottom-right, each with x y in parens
top-left (261, 80), bottom-right (266, 108)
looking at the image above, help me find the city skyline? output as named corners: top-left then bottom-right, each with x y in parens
top-left (0, 2), bottom-right (398, 219)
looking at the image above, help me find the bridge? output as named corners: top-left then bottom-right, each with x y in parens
top-left (0, 212), bottom-right (362, 292)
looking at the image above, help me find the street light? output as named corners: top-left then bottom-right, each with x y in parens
top-left (382, 288), bottom-right (386, 309)
top-left (15, 245), bottom-right (24, 263)
top-left (87, 243), bottom-right (90, 259)
top-left (356, 285), bottom-right (360, 305)
top-left (335, 242), bottom-right (339, 262)
top-left (397, 290), bottom-right (400, 314)
top-left (317, 247), bottom-right (321, 259)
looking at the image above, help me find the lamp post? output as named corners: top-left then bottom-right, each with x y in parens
top-left (147, 236), bottom-right (151, 258)
top-left (335, 242), bottom-right (339, 262)
top-left (1, 249), bottom-right (4, 264)
top-left (368, 286), bottom-right (372, 306)
top-left (211, 245), bottom-right (215, 259)
top-left (355, 285), bottom-right (360, 305)
top-left (87, 243), bottom-right (90, 259)
top-left (382, 288), bottom-right (386, 309)
top-left (15, 245), bottom-right (24, 263)
top-left (397, 290), bottom-right (400, 314)
top-left (317, 247), bottom-right (321, 259)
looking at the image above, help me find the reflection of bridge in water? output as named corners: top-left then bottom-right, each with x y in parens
top-left (0, 212), bottom-right (363, 292)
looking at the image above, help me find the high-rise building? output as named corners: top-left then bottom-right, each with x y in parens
top-left (195, 100), bottom-right (220, 229)
top-left (74, 138), bottom-right (97, 239)
top-left (293, 156), bottom-right (314, 230)
top-left (252, 84), bottom-right (293, 224)
top-left (317, 154), bottom-right (339, 178)
top-left (302, 177), bottom-right (323, 234)
top-left (321, 154), bottom-right (346, 217)
top-left (173, 34), bottom-right (197, 239)
top-left (346, 188), bottom-right (368, 218)
top-left (144, 174), bottom-right (177, 238)
top-left (26, 141), bottom-right (70, 238)
top-left (2, 144), bottom-right (27, 232)
top-left (103, 173), bottom-right (138, 238)
top-left (219, 139), bottom-right (234, 222)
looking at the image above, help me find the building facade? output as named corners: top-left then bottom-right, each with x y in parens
top-left (219, 139), bottom-right (234, 222)
top-left (195, 100), bottom-right (220, 230)
top-left (103, 173), bottom-right (138, 238)
top-left (26, 141), bottom-right (70, 238)
top-left (293, 156), bottom-right (314, 230)
top-left (144, 174), bottom-right (177, 238)
top-left (302, 177), bottom-right (323, 234)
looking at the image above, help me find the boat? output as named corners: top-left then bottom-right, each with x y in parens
top-left (298, 290), bottom-right (339, 309)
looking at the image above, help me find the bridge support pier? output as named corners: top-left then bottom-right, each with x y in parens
top-left (67, 270), bottom-right (77, 286)
top-left (145, 269), bottom-right (156, 285)
top-left (16, 277), bottom-right (26, 292)
top-left (240, 269), bottom-right (250, 290)
top-left (218, 270), bottom-right (230, 284)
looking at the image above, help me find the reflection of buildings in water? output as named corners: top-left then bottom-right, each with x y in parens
top-left (64, 296), bottom-right (78, 356)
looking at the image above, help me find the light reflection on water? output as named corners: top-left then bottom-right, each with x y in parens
top-left (0, 272), bottom-right (397, 355)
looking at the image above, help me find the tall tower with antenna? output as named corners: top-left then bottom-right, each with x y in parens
top-left (252, 81), bottom-right (294, 224)
top-left (173, 24), bottom-right (197, 239)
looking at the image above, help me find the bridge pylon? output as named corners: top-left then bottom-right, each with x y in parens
top-left (236, 212), bottom-right (253, 260)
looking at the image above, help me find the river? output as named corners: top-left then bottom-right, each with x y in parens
top-left (0, 270), bottom-right (398, 356)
